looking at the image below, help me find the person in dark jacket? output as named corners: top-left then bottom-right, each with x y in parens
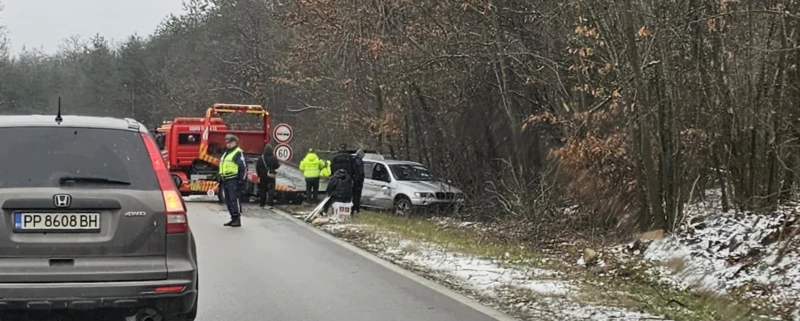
top-left (330, 144), bottom-right (358, 179)
top-left (219, 134), bottom-right (247, 227)
top-left (256, 145), bottom-right (281, 208)
top-left (352, 149), bottom-right (366, 215)
top-left (322, 169), bottom-right (353, 215)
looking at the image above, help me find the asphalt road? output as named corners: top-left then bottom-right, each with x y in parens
top-left (186, 200), bottom-right (504, 321)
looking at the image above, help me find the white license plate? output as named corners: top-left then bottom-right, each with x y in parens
top-left (13, 213), bottom-right (100, 232)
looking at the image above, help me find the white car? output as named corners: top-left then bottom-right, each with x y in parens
top-left (360, 159), bottom-right (464, 214)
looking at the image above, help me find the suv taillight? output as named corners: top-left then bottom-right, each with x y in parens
top-left (141, 133), bottom-right (189, 234)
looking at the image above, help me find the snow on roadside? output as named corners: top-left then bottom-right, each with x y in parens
top-left (318, 220), bottom-right (670, 321)
top-left (630, 190), bottom-right (800, 313)
top-left (286, 193), bottom-right (800, 320)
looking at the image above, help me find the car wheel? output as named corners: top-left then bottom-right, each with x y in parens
top-left (291, 194), bottom-right (304, 205)
top-left (171, 174), bottom-right (183, 189)
top-left (393, 196), bottom-right (412, 216)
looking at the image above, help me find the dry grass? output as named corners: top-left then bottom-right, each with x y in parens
top-left (579, 282), bottom-right (759, 321)
top-left (352, 211), bottom-right (554, 268)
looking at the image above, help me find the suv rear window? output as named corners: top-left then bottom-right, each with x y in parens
top-left (0, 127), bottom-right (160, 190)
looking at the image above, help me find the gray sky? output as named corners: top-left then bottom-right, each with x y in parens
top-left (1, 0), bottom-right (185, 55)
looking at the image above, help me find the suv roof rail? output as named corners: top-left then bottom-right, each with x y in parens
top-left (124, 118), bottom-right (141, 130)
top-left (342, 149), bottom-right (381, 154)
top-left (362, 153), bottom-right (384, 160)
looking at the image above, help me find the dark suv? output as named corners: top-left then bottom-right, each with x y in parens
top-left (0, 115), bottom-right (198, 321)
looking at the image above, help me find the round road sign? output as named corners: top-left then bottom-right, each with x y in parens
top-left (275, 144), bottom-right (293, 162)
top-left (273, 123), bottom-right (293, 144)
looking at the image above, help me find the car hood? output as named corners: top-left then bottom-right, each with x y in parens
top-left (276, 162), bottom-right (306, 190)
top-left (395, 180), bottom-right (462, 193)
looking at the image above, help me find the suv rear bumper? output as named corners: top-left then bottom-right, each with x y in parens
top-left (0, 279), bottom-right (196, 314)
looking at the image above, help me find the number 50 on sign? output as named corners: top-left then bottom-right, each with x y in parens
top-left (274, 144), bottom-right (293, 162)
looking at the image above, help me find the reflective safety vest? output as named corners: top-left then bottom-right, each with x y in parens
top-left (300, 153), bottom-right (325, 178)
top-left (219, 147), bottom-right (243, 180)
top-left (320, 160), bottom-right (332, 178)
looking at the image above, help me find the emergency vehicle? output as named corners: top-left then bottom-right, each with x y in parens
top-left (154, 104), bottom-right (305, 204)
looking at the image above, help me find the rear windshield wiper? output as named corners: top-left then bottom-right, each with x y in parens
top-left (58, 176), bottom-right (132, 185)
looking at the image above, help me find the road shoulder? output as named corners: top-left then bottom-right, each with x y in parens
top-left (268, 206), bottom-right (519, 321)
top-left (276, 206), bottom-right (775, 321)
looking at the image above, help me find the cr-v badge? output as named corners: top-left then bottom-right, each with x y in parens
top-left (124, 211), bottom-right (147, 217)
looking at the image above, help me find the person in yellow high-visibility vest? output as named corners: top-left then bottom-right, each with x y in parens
top-left (299, 148), bottom-right (326, 202)
top-left (219, 134), bottom-right (246, 227)
top-left (320, 160), bottom-right (332, 178)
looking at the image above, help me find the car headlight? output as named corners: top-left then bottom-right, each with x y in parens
top-left (414, 192), bottom-right (434, 198)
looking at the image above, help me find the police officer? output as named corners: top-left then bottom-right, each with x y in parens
top-left (219, 134), bottom-right (246, 227)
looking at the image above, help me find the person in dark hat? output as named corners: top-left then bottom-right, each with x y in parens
top-left (219, 134), bottom-right (246, 227)
top-left (330, 143), bottom-right (357, 180)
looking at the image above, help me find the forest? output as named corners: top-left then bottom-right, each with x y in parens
top-left (1, 0), bottom-right (798, 241)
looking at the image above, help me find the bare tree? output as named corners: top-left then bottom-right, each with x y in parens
top-left (3, 0), bottom-right (800, 241)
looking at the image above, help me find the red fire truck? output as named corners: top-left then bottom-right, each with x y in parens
top-left (154, 104), bottom-right (304, 204)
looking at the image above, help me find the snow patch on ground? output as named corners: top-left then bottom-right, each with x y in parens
top-left (402, 247), bottom-right (572, 296)
top-left (318, 222), bottom-right (669, 321)
top-left (289, 194), bottom-right (800, 319)
top-left (634, 190), bottom-right (800, 312)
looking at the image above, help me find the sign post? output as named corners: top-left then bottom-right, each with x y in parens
top-left (273, 123), bottom-right (293, 144)
top-left (274, 144), bottom-right (293, 162)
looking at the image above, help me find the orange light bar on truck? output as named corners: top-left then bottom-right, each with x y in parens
top-left (213, 109), bottom-right (266, 115)
top-left (212, 103), bottom-right (261, 108)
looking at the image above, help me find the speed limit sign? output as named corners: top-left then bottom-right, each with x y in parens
top-left (274, 144), bottom-right (293, 162)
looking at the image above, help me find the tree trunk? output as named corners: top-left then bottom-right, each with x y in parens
top-left (621, 0), bottom-right (664, 230)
